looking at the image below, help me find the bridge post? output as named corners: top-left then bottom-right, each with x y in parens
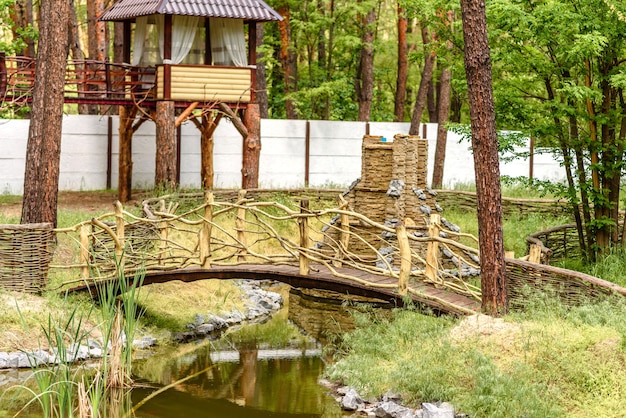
top-left (299, 199), bottom-right (310, 275)
top-left (158, 199), bottom-right (168, 267)
top-left (334, 196), bottom-right (350, 268)
top-left (396, 223), bottom-right (410, 295)
top-left (114, 201), bottom-right (125, 273)
top-left (425, 214), bottom-right (441, 282)
top-left (80, 224), bottom-right (90, 280)
top-left (236, 190), bottom-right (248, 262)
top-left (200, 192), bottom-right (214, 268)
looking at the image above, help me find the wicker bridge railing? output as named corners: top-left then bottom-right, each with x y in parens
top-left (47, 192), bottom-right (483, 312)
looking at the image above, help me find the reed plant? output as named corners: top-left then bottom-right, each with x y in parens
top-left (7, 268), bottom-right (144, 417)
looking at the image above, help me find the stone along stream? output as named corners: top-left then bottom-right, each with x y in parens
top-left (129, 284), bottom-right (390, 418)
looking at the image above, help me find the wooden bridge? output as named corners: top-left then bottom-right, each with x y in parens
top-left (47, 191), bottom-right (484, 315)
top-left (4, 190), bottom-right (626, 315)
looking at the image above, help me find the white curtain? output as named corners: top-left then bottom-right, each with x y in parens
top-left (171, 15), bottom-right (201, 64)
top-left (131, 16), bottom-right (147, 65)
top-left (209, 18), bottom-right (247, 66)
top-left (133, 15), bottom-right (162, 66)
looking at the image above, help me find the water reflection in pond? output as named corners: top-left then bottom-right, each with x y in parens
top-left (131, 284), bottom-right (385, 418)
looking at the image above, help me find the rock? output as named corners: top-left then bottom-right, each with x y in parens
top-left (193, 313), bottom-right (205, 326)
top-left (413, 188), bottom-right (427, 200)
top-left (133, 336), bottom-right (157, 349)
top-left (387, 180), bottom-right (405, 198)
top-left (420, 205), bottom-right (432, 215)
top-left (196, 323), bottom-right (215, 335)
top-left (422, 402), bottom-right (454, 418)
top-left (342, 387), bottom-right (365, 411)
top-left (374, 401), bottom-right (415, 418)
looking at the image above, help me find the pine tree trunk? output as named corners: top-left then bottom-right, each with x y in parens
top-left (21, 0), bottom-right (69, 226)
top-left (86, 0), bottom-right (108, 115)
top-left (460, 0), bottom-right (507, 316)
top-left (409, 26), bottom-right (436, 135)
top-left (356, 6), bottom-right (376, 122)
top-left (394, 4), bottom-right (408, 122)
top-left (242, 103), bottom-right (261, 188)
top-left (155, 101), bottom-right (177, 190)
top-left (118, 105), bottom-right (136, 202)
top-left (432, 66), bottom-right (451, 188)
top-left (10, 0), bottom-right (35, 57)
top-left (277, 5), bottom-right (298, 119)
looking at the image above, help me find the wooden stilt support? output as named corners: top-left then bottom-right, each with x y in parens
top-left (192, 111), bottom-right (222, 189)
top-left (155, 100), bottom-right (177, 190)
top-left (118, 105), bottom-right (136, 202)
top-left (242, 103), bottom-right (261, 189)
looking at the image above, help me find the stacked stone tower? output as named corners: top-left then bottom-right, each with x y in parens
top-left (323, 134), bottom-right (444, 263)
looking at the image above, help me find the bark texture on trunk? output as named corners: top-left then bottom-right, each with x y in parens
top-left (277, 5), bottom-right (298, 119)
top-left (432, 66), bottom-right (452, 188)
top-left (460, 0), bottom-right (507, 315)
top-left (394, 4), bottom-right (408, 122)
top-left (21, 0), bottom-right (69, 226)
top-left (155, 101), bottom-right (177, 190)
top-left (242, 103), bottom-right (261, 189)
top-left (356, 7), bottom-right (376, 122)
top-left (409, 26), bottom-right (436, 135)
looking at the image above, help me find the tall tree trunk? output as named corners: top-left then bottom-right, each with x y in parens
top-left (155, 101), bottom-right (177, 190)
top-left (431, 65), bottom-right (451, 188)
top-left (242, 103), bottom-right (261, 188)
top-left (86, 0), bottom-right (108, 115)
top-left (394, 4), bottom-right (408, 122)
top-left (409, 25), bottom-right (436, 135)
top-left (460, 0), bottom-right (507, 316)
top-left (277, 5), bottom-right (298, 119)
top-left (21, 0), bottom-right (69, 227)
top-left (255, 24), bottom-right (269, 119)
top-left (356, 6), bottom-right (376, 121)
top-left (428, 73), bottom-right (438, 122)
top-left (450, 89), bottom-right (463, 123)
top-left (67, 0), bottom-right (89, 114)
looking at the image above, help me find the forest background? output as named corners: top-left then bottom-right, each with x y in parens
top-left (2, 0), bottom-right (626, 260)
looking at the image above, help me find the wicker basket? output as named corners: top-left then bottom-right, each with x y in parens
top-left (0, 223), bottom-right (54, 293)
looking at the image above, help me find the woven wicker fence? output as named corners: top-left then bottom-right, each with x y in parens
top-left (0, 223), bottom-right (54, 293)
top-left (435, 190), bottom-right (572, 218)
top-left (506, 258), bottom-right (626, 309)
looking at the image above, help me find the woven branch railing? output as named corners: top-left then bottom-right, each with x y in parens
top-left (48, 192), bottom-right (483, 310)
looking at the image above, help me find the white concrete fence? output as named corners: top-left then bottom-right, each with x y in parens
top-left (0, 116), bottom-right (564, 194)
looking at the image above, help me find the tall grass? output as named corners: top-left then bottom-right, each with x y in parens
top-left (327, 294), bottom-right (626, 417)
top-left (8, 269), bottom-right (143, 417)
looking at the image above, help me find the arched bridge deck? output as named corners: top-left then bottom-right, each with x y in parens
top-left (69, 263), bottom-right (481, 316)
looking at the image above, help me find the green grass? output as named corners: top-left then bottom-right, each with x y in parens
top-left (327, 294), bottom-right (626, 417)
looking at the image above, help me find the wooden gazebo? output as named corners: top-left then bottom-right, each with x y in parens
top-left (0, 0), bottom-right (282, 201)
top-left (100, 0), bottom-right (282, 201)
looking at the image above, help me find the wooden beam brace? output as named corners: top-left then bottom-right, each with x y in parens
top-left (175, 101), bottom-right (199, 128)
top-left (218, 102), bottom-right (248, 138)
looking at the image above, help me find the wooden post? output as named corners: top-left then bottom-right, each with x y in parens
top-left (199, 192), bottom-right (214, 268)
top-left (334, 198), bottom-right (350, 268)
top-left (199, 111), bottom-right (222, 189)
top-left (158, 212), bottom-right (168, 267)
top-left (242, 103), bottom-right (261, 189)
top-left (299, 199), bottom-right (310, 275)
top-left (396, 224), bottom-right (410, 295)
top-left (528, 244), bottom-right (542, 264)
top-left (155, 100), bottom-right (177, 190)
top-left (425, 214), bottom-right (441, 282)
top-left (114, 201), bottom-right (125, 273)
top-left (236, 190), bottom-right (248, 262)
top-left (80, 224), bottom-right (90, 279)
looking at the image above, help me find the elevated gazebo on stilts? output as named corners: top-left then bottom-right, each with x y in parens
top-left (99, 0), bottom-right (282, 201)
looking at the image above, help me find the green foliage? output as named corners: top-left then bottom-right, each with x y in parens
top-left (0, 0), bottom-right (37, 54)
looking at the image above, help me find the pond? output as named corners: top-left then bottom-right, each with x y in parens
top-left (129, 284), bottom-right (387, 418)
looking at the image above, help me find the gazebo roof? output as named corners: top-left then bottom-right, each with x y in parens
top-left (100, 0), bottom-right (283, 22)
